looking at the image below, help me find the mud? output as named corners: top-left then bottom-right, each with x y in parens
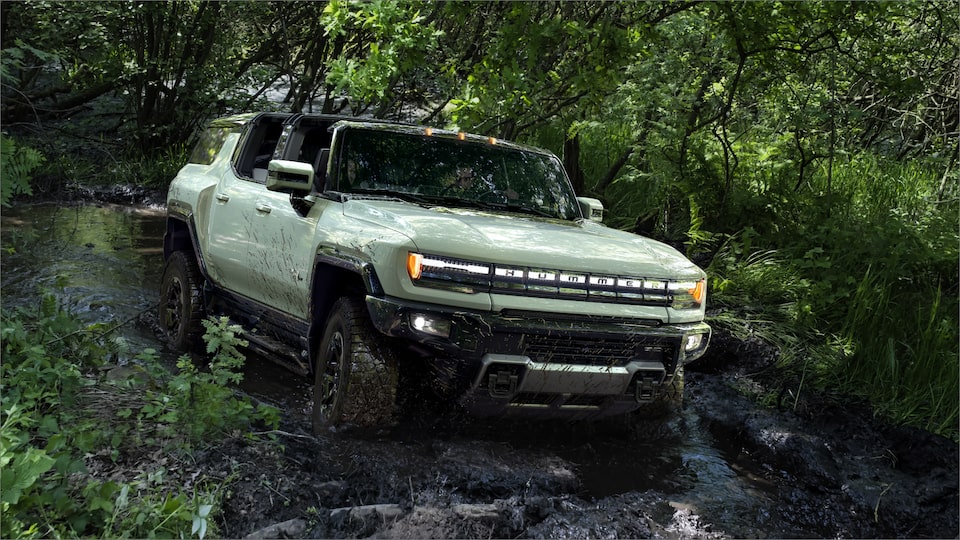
top-left (2, 201), bottom-right (957, 538)
top-left (207, 346), bottom-right (957, 539)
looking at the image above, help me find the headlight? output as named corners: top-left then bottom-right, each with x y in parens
top-left (406, 252), bottom-right (490, 293)
top-left (682, 329), bottom-right (711, 363)
top-left (669, 279), bottom-right (705, 309)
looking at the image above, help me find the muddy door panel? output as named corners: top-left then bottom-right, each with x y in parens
top-left (243, 193), bottom-right (330, 319)
top-left (205, 172), bottom-right (265, 300)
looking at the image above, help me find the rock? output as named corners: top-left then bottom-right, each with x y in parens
top-left (243, 518), bottom-right (307, 539)
top-left (453, 502), bottom-right (499, 520)
top-left (330, 503), bottom-right (404, 522)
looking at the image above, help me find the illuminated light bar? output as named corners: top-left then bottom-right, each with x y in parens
top-left (668, 281), bottom-right (698, 291)
top-left (617, 277), bottom-right (643, 289)
top-left (588, 275), bottom-right (618, 288)
top-left (494, 266), bottom-right (525, 279)
top-left (406, 252), bottom-right (705, 308)
top-left (422, 255), bottom-right (489, 275)
top-left (528, 270), bottom-right (557, 283)
top-left (559, 272), bottom-right (588, 285)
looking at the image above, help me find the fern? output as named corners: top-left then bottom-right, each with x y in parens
top-left (1, 134), bottom-right (44, 206)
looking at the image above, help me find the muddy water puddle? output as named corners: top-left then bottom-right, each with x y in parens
top-left (3, 203), bottom-right (791, 537)
top-left (0, 203), bottom-right (314, 405)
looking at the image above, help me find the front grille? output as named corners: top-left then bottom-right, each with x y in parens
top-left (520, 334), bottom-right (676, 368)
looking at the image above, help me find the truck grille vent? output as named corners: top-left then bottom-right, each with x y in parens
top-left (520, 335), bottom-right (676, 368)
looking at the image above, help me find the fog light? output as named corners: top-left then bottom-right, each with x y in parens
top-left (684, 333), bottom-right (705, 352)
top-left (409, 313), bottom-right (451, 338)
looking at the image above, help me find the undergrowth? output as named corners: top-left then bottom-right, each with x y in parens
top-left (0, 294), bottom-right (279, 539)
top-left (694, 153), bottom-right (959, 440)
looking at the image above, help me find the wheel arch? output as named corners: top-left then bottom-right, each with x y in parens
top-left (163, 214), bottom-right (210, 281)
top-left (307, 249), bottom-right (386, 372)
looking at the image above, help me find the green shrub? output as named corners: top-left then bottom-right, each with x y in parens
top-left (0, 295), bottom-right (279, 538)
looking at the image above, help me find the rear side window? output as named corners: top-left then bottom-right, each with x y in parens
top-left (188, 127), bottom-right (231, 165)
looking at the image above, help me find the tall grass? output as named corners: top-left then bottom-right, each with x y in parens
top-left (841, 269), bottom-right (958, 435)
top-left (594, 140), bottom-right (959, 439)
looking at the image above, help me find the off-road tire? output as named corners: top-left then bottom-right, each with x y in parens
top-left (158, 251), bottom-right (205, 351)
top-left (312, 296), bottom-right (399, 432)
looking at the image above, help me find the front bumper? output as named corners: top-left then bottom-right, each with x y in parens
top-left (366, 295), bottom-right (711, 418)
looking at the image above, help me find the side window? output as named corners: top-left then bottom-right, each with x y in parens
top-left (188, 127), bottom-right (230, 165)
top-left (234, 117), bottom-right (287, 182)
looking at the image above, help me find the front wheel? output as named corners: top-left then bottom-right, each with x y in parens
top-left (312, 297), bottom-right (398, 432)
top-left (158, 251), bottom-right (205, 351)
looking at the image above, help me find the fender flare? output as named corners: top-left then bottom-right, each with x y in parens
top-left (163, 210), bottom-right (212, 283)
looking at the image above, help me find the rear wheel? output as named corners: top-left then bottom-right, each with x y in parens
top-left (312, 297), bottom-right (399, 432)
top-left (158, 251), bottom-right (205, 351)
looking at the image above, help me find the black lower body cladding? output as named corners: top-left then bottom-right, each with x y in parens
top-left (365, 295), bottom-right (710, 418)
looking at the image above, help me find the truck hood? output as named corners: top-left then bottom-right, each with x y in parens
top-left (343, 200), bottom-right (704, 279)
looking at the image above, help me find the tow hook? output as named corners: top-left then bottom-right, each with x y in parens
top-left (488, 369), bottom-right (518, 398)
top-left (635, 374), bottom-right (661, 403)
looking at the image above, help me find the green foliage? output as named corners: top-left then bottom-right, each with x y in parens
top-left (698, 153), bottom-right (958, 439)
top-left (140, 315), bottom-right (277, 444)
top-left (99, 469), bottom-right (219, 540)
top-left (30, 140), bottom-right (189, 189)
top-left (323, 0), bottom-right (442, 115)
top-left (839, 270), bottom-right (958, 434)
top-left (0, 296), bottom-right (278, 538)
top-left (0, 134), bottom-right (44, 206)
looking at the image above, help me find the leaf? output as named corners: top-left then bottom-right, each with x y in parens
top-left (0, 446), bottom-right (55, 504)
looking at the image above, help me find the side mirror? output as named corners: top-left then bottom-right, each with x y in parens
top-left (577, 197), bottom-right (604, 222)
top-left (266, 160), bottom-right (314, 193)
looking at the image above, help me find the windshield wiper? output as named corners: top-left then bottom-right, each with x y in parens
top-left (475, 200), bottom-right (558, 219)
top-left (411, 193), bottom-right (561, 219)
top-left (346, 188), bottom-right (438, 207)
top-left (503, 202), bottom-right (557, 218)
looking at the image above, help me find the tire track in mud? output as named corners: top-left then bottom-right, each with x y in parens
top-left (231, 343), bottom-right (958, 539)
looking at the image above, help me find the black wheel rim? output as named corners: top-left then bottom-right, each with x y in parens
top-left (163, 277), bottom-right (185, 336)
top-left (319, 331), bottom-right (345, 416)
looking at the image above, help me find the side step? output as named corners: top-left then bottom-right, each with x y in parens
top-left (242, 331), bottom-right (311, 376)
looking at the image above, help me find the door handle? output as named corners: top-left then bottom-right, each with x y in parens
top-left (255, 203), bottom-right (272, 214)
top-left (215, 193), bottom-right (230, 203)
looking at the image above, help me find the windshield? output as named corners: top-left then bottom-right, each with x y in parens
top-left (333, 127), bottom-right (582, 220)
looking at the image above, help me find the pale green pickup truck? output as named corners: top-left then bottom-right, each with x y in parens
top-left (159, 112), bottom-right (710, 432)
